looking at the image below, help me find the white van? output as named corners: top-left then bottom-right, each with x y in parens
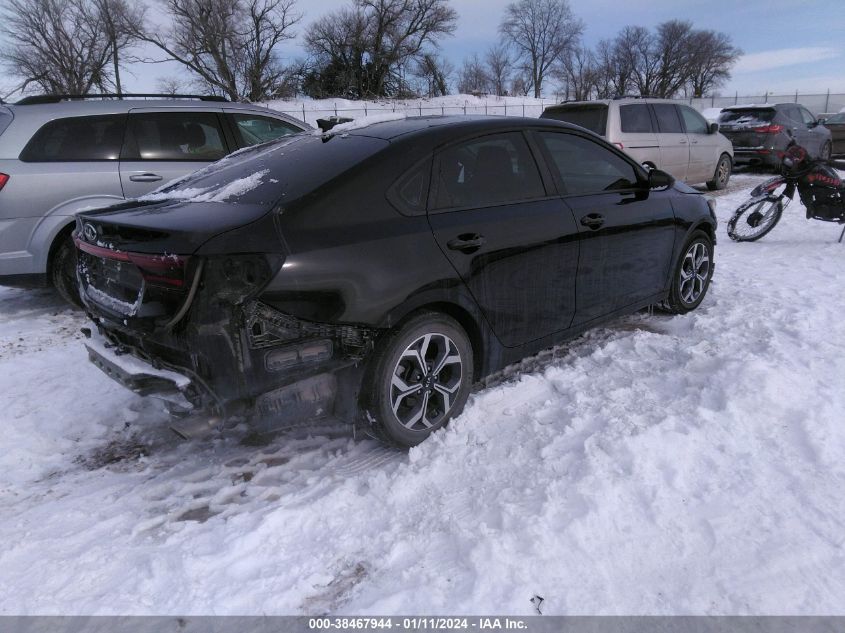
top-left (541, 97), bottom-right (734, 190)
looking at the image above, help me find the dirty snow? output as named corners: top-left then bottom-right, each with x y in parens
top-left (1, 171), bottom-right (844, 615)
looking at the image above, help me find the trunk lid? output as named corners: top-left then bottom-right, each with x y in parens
top-left (718, 108), bottom-right (777, 148)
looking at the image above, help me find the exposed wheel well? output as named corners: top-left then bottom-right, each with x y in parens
top-left (690, 222), bottom-right (716, 244)
top-left (393, 302), bottom-right (485, 378)
top-left (46, 222), bottom-right (76, 287)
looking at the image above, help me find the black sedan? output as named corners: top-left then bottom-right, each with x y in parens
top-left (74, 116), bottom-right (717, 448)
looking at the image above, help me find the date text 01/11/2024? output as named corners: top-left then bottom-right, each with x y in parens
top-left (307, 617), bottom-right (529, 630)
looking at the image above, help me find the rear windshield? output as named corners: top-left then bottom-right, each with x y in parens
top-left (140, 132), bottom-right (389, 206)
top-left (0, 108), bottom-right (12, 137)
top-left (718, 109), bottom-right (776, 125)
top-left (541, 105), bottom-right (608, 135)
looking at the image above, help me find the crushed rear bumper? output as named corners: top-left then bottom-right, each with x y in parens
top-left (83, 329), bottom-right (196, 410)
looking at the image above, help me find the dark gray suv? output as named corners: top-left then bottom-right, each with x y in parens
top-left (718, 103), bottom-right (832, 168)
top-left (0, 94), bottom-right (308, 304)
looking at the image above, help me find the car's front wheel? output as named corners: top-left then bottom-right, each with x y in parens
top-left (363, 312), bottom-right (474, 448)
top-left (661, 231), bottom-right (714, 314)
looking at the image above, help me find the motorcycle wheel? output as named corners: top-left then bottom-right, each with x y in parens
top-left (727, 196), bottom-right (784, 242)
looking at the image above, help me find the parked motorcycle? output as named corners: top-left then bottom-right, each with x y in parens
top-left (727, 144), bottom-right (845, 243)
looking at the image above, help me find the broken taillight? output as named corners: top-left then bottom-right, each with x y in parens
top-left (74, 237), bottom-right (189, 288)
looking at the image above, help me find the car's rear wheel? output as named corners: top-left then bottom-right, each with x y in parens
top-left (820, 141), bottom-right (832, 162)
top-left (51, 234), bottom-right (82, 307)
top-left (363, 312), bottom-right (474, 448)
top-left (706, 153), bottom-right (732, 190)
top-left (661, 231), bottom-right (714, 314)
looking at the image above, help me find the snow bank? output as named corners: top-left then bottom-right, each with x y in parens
top-left (0, 172), bottom-right (844, 615)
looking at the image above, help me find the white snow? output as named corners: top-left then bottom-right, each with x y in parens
top-left (265, 94), bottom-right (552, 126)
top-left (314, 113), bottom-right (408, 136)
top-left (1, 172), bottom-right (844, 615)
top-left (137, 170), bottom-right (269, 204)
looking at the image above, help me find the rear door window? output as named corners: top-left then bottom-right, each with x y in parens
top-left (230, 113), bottom-right (302, 148)
top-left (432, 132), bottom-right (545, 210)
top-left (652, 104), bottom-right (684, 133)
top-left (620, 104), bottom-right (653, 133)
top-left (537, 131), bottom-right (640, 196)
top-left (541, 105), bottom-right (608, 135)
top-left (123, 112), bottom-right (228, 161)
top-left (19, 115), bottom-right (125, 162)
top-left (799, 107), bottom-right (817, 126)
top-left (679, 105), bottom-right (709, 135)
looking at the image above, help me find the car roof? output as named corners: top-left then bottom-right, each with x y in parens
top-left (722, 104), bottom-right (780, 110)
top-left (543, 98), bottom-right (684, 110)
top-left (343, 114), bottom-right (580, 143)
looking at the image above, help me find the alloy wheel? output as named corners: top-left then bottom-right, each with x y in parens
top-left (390, 333), bottom-right (463, 431)
top-left (679, 242), bottom-right (710, 304)
top-left (717, 156), bottom-right (730, 185)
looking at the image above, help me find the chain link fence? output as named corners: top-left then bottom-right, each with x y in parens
top-left (263, 92), bottom-right (845, 126)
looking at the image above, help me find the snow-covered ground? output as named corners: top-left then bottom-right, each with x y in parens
top-left (262, 94), bottom-right (553, 126)
top-left (1, 171), bottom-right (844, 615)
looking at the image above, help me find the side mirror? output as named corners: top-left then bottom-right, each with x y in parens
top-left (808, 120), bottom-right (819, 128)
top-left (708, 122), bottom-right (719, 134)
top-left (648, 169), bottom-right (675, 190)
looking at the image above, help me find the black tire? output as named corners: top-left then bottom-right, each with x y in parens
top-left (706, 153), bottom-right (732, 191)
top-left (661, 231), bottom-right (714, 315)
top-left (726, 196), bottom-right (783, 242)
top-left (820, 141), bottom-right (832, 162)
top-left (362, 311), bottom-right (474, 448)
top-left (50, 234), bottom-right (82, 307)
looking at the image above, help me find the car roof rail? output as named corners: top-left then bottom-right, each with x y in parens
top-left (15, 93), bottom-right (229, 105)
top-left (612, 94), bottom-right (655, 100)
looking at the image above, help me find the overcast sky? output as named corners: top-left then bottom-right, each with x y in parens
top-left (3, 0), bottom-right (844, 99)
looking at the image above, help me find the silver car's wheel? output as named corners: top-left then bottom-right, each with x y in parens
top-left (679, 242), bottom-right (710, 304)
top-left (364, 312), bottom-right (474, 448)
top-left (390, 333), bottom-right (463, 431)
top-left (707, 154), bottom-right (732, 191)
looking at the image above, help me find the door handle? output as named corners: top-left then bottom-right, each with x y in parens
top-left (129, 173), bottom-right (163, 182)
top-left (580, 213), bottom-right (604, 230)
top-left (447, 233), bottom-right (486, 253)
top-left (679, 140), bottom-right (688, 145)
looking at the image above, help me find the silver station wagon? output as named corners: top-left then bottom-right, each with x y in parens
top-left (0, 94), bottom-right (308, 304)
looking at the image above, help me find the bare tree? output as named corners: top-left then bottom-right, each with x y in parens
top-left (499, 0), bottom-right (582, 98)
top-left (651, 20), bottom-right (696, 98)
top-left (592, 38), bottom-right (631, 98)
top-left (90, 0), bottom-right (145, 95)
top-left (485, 44), bottom-right (512, 97)
top-left (156, 76), bottom-right (185, 95)
top-left (457, 54), bottom-right (489, 95)
top-left (1, 0), bottom-right (137, 95)
top-left (305, 0), bottom-right (457, 98)
top-left (510, 66), bottom-right (533, 97)
top-left (557, 45), bottom-right (596, 101)
top-left (686, 30), bottom-right (741, 97)
top-left (414, 53), bottom-right (452, 97)
top-left (134, 0), bottom-right (301, 102)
